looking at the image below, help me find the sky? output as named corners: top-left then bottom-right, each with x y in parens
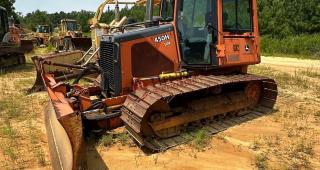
top-left (14, 0), bottom-right (136, 15)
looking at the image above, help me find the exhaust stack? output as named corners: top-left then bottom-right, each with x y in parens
top-left (145, 0), bottom-right (154, 27)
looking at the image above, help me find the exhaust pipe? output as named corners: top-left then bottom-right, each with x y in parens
top-left (145, 0), bottom-right (154, 27)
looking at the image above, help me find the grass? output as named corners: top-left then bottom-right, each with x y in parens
top-left (117, 133), bottom-right (130, 146)
top-left (0, 121), bottom-right (17, 139)
top-left (255, 153), bottom-right (268, 170)
top-left (3, 147), bottom-right (18, 161)
top-left (192, 129), bottom-right (211, 151)
top-left (261, 34), bottom-right (320, 60)
top-left (299, 68), bottom-right (320, 78)
top-left (0, 48), bottom-right (50, 168)
top-left (249, 63), bottom-right (319, 169)
top-left (99, 134), bottom-right (114, 146)
top-left (249, 65), bottom-right (319, 96)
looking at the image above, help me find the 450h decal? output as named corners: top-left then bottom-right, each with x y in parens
top-left (154, 34), bottom-right (170, 43)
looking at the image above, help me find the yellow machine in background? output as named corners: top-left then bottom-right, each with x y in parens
top-left (50, 19), bottom-right (91, 51)
top-left (33, 25), bottom-right (51, 46)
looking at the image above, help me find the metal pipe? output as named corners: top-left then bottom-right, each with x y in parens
top-left (43, 61), bottom-right (84, 69)
top-left (145, 0), bottom-right (154, 23)
top-left (115, 0), bottom-right (120, 22)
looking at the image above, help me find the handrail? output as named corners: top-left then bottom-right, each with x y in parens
top-left (81, 47), bottom-right (100, 67)
top-left (76, 46), bottom-right (92, 64)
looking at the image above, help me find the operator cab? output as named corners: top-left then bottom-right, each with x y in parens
top-left (160, 0), bottom-right (256, 68)
top-left (61, 19), bottom-right (79, 32)
top-left (36, 25), bottom-right (50, 33)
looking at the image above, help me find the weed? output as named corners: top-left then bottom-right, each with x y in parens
top-left (47, 45), bottom-right (55, 51)
top-left (117, 133), bottom-right (130, 146)
top-left (182, 133), bottom-right (193, 142)
top-left (193, 129), bottom-right (209, 151)
top-left (0, 121), bottom-right (16, 139)
top-left (315, 111), bottom-right (320, 117)
top-left (36, 149), bottom-right (46, 166)
top-left (255, 153), bottom-right (268, 170)
top-left (250, 137), bottom-right (262, 151)
top-left (292, 140), bottom-right (314, 156)
top-left (3, 147), bottom-right (18, 161)
top-left (299, 68), bottom-right (320, 78)
top-left (99, 134), bottom-right (114, 146)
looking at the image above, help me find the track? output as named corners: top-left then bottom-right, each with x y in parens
top-left (127, 106), bottom-right (273, 151)
top-left (121, 74), bottom-right (278, 151)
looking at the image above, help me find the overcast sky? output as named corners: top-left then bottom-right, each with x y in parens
top-left (14, 0), bottom-right (136, 15)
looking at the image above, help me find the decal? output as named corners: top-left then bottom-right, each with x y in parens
top-left (155, 34), bottom-right (170, 43)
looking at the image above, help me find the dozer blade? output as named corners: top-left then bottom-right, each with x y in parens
top-left (121, 74), bottom-right (278, 151)
top-left (45, 102), bottom-right (73, 170)
top-left (31, 50), bottom-right (84, 92)
top-left (20, 39), bottom-right (34, 53)
top-left (42, 73), bottom-right (87, 169)
top-left (71, 38), bottom-right (92, 51)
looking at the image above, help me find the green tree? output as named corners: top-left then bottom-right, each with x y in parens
top-left (258, 0), bottom-right (320, 38)
top-left (0, 0), bottom-right (16, 16)
top-left (22, 10), bottom-right (50, 31)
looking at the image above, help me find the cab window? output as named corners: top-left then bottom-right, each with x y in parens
top-left (223, 0), bottom-right (252, 32)
top-left (161, 0), bottom-right (174, 21)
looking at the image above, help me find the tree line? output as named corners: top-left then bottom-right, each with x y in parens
top-left (16, 5), bottom-right (147, 33)
top-left (1, 0), bottom-right (319, 38)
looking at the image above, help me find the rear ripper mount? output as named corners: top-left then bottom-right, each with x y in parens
top-left (121, 74), bottom-right (277, 151)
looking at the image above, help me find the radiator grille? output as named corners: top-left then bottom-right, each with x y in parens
top-left (99, 41), bottom-right (121, 95)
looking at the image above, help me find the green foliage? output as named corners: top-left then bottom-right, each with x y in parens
top-left (258, 0), bottom-right (320, 38)
top-left (0, 0), bottom-right (16, 16)
top-left (261, 34), bottom-right (320, 58)
top-left (17, 4), bottom-right (157, 32)
top-left (99, 134), bottom-right (114, 146)
top-left (22, 10), bottom-right (51, 31)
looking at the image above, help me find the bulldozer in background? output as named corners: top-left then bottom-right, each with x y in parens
top-left (36, 0), bottom-right (278, 169)
top-left (49, 19), bottom-right (91, 51)
top-left (0, 6), bottom-right (33, 68)
top-left (8, 17), bottom-right (34, 53)
top-left (33, 24), bottom-right (51, 46)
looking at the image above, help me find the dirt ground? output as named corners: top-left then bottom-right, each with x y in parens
top-left (0, 51), bottom-right (319, 170)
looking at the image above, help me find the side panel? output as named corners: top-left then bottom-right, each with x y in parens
top-left (118, 26), bottom-right (180, 93)
top-left (220, 36), bottom-right (260, 66)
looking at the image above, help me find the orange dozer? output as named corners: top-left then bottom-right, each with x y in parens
top-left (38, 0), bottom-right (278, 169)
top-left (0, 6), bottom-right (31, 68)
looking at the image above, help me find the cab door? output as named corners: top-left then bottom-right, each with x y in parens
top-left (176, 0), bottom-right (217, 66)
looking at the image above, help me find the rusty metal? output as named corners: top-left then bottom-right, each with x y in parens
top-left (0, 44), bottom-right (26, 68)
top-left (121, 74), bottom-right (278, 151)
top-left (30, 50), bottom-right (85, 92)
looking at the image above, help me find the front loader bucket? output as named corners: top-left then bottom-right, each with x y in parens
top-left (31, 50), bottom-right (84, 92)
top-left (71, 38), bottom-right (92, 51)
top-left (20, 39), bottom-right (34, 53)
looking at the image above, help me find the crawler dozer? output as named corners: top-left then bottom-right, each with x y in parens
top-left (49, 19), bottom-right (91, 51)
top-left (33, 25), bottom-right (51, 46)
top-left (0, 6), bottom-right (28, 68)
top-left (38, 0), bottom-right (278, 169)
